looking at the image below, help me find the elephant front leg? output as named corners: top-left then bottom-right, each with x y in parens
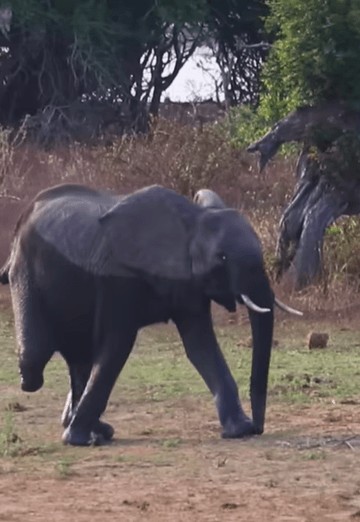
top-left (61, 361), bottom-right (115, 442)
top-left (175, 311), bottom-right (257, 438)
top-left (62, 330), bottom-right (137, 446)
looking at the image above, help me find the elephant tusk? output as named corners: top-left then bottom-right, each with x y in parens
top-left (240, 294), bottom-right (271, 313)
top-left (274, 297), bottom-right (303, 316)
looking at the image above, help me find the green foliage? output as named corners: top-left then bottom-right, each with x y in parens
top-left (311, 131), bottom-right (360, 183)
top-left (324, 216), bottom-right (360, 282)
top-left (223, 105), bottom-right (300, 157)
top-left (261, 0), bottom-right (360, 120)
top-left (232, 0), bottom-right (360, 164)
top-left (221, 106), bottom-right (269, 147)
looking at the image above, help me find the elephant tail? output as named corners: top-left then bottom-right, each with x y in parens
top-left (0, 258), bottom-right (10, 284)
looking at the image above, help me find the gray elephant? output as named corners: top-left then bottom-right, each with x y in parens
top-left (0, 183), bottom-right (301, 446)
top-left (193, 188), bottom-right (226, 209)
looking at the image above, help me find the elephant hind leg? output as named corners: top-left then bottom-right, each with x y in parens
top-left (10, 275), bottom-right (55, 392)
top-left (61, 361), bottom-right (92, 428)
top-left (62, 329), bottom-right (137, 446)
top-left (61, 361), bottom-right (115, 441)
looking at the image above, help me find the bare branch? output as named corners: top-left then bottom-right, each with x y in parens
top-left (247, 102), bottom-right (360, 171)
top-left (236, 41), bottom-right (271, 51)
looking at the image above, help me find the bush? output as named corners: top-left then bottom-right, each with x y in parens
top-left (1, 117), bottom-right (360, 311)
top-left (323, 217), bottom-right (360, 289)
top-left (261, 0), bottom-right (360, 119)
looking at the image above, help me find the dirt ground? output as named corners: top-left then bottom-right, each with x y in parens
top-left (1, 379), bottom-right (360, 521)
top-left (1, 280), bottom-right (360, 522)
top-left (2, 123), bottom-right (360, 521)
top-left (1, 284), bottom-right (360, 521)
top-left (1, 185), bottom-right (360, 520)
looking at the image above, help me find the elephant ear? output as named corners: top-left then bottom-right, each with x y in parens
top-left (98, 186), bottom-right (192, 280)
top-left (189, 209), bottom-right (224, 278)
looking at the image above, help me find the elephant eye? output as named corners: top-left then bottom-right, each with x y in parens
top-left (218, 253), bottom-right (227, 263)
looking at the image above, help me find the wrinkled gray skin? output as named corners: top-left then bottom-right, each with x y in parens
top-left (0, 183), bottom-right (274, 446)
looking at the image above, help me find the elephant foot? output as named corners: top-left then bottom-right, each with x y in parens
top-left (62, 424), bottom-right (110, 447)
top-left (221, 416), bottom-right (259, 439)
top-left (94, 421), bottom-right (114, 441)
top-left (61, 411), bottom-right (114, 442)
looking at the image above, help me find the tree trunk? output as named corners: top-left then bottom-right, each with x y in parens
top-left (247, 103), bottom-right (360, 289)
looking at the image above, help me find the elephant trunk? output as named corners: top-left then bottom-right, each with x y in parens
top-left (246, 277), bottom-right (274, 433)
top-left (19, 361), bottom-right (44, 392)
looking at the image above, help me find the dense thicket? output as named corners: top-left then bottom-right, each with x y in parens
top-left (207, 0), bottom-right (269, 107)
top-left (0, 0), bottom-right (207, 139)
top-left (0, 0), bottom-right (269, 142)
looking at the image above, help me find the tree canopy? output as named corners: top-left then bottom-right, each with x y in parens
top-left (0, 0), bottom-right (269, 142)
top-left (0, 0), bottom-right (206, 139)
top-left (246, 0), bottom-right (360, 289)
top-left (206, 0), bottom-right (269, 107)
top-left (260, 0), bottom-right (360, 120)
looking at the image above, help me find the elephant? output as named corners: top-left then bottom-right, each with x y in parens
top-left (0, 183), bottom-right (302, 447)
top-left (193, 188), bottom-right (226, 209)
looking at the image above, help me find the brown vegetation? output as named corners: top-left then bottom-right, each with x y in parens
top-left (1, 118), bottom-right (360, 315)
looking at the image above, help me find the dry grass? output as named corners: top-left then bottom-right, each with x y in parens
top-left (0, 117), bottom-right (360, 314)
